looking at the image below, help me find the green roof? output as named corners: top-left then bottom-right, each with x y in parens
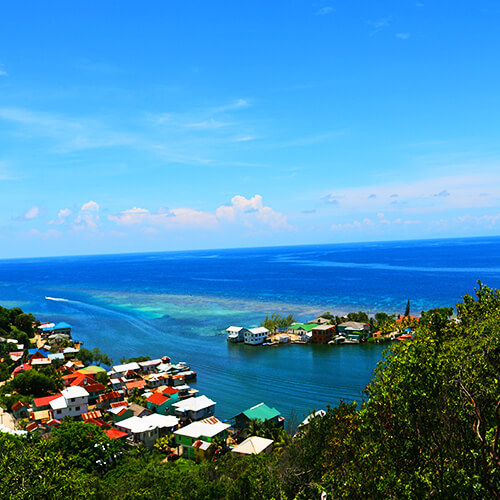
top-left (289, 323), bottom-right (318, 332)
top-left (243, 402), bottom-right (281, 422)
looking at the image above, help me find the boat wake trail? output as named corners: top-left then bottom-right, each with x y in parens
top-left (45, 296), bottom-right (71, 302)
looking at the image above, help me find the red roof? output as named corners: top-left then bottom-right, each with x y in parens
top-left (33, 394), bottom-right (61, 408)
top-left (12, 363), bottom-right (32, 376)
top-left (26, 422), bottom-right (40, 432)
top-left (162, 387), bottom-right (179, 396)
top-left (125, 380), bottom-right (146, 390)
top-left (12, 400), bottom-right (30, 411)
top-left (85, 383), bottom-right (105, 393)
top-left (82, 410), bottom-right (103, 421)
top-left (105, 428), bottom-right (129, 440)
top-left (146, 392), bottom-right (168, 405)
top-left (97, 391), bottom-right (122, 402)
top-left (110, 401), bottom-right (129, 409)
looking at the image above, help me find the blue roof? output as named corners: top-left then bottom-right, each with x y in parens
top-left (54, 322), bottom-right (71, 329)
top-left (28, 348), bottom-right (49, 356)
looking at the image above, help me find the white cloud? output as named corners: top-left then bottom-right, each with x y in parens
top-left (216, 194), bottom-right (292, 230)
top-left (367, 17), bottom-right (392, 36)
top-left (48, 208), bottom-right (72, 225)
top-left (73, 201), bottom-right (100, 230)
top-left (315, 6), bottom-right (334, 16)
top-left (108, 206), bottom-right (218, 230)
top-left (396, 33), bottom-right (410, 40)
top-left (108, 195), bottom-right (292, 233)
top-left (81, 200), bottom-right (99, 212)
top-left (24, 206), bottom-right (40, 220)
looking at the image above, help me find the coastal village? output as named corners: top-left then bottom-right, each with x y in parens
top-left (0, 314), bottom-right (291, 462)
top-left (226, 313), bottom-right (419, 345)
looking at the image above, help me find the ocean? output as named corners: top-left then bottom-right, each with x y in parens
top-left (1, 236), bottom-right (499, 424)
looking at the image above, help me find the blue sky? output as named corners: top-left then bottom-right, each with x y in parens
top-left (1, 1), bottom-right (500, 258)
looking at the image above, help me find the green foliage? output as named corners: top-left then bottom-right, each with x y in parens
top-left (50, 421), bottom-right (123, 473)
top-left (347, 310), bottom-right (369, 323)
top-left (120, 355), bottom-right (151, 364)
top-left (77, 346), bottom-right (113, 367)
top-left (404, 299), bottom-right (411, 317)
top-left (260, 313), bottom-right (296, 332)
top-left (8, 368), bottom-right (57, 396)
top-left (0, 433), bottom-right (98, 499)
top-left (374, 311), bottom-right (396, 333)
top-left (96, 370), bottom-right (110, 386)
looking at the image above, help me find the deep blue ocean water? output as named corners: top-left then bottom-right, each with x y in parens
top-left (1, 236), bottom-right (499, 424)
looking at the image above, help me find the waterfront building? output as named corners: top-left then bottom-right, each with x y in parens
top-left (244, 327), bottom-right (269, 345)
top-left (311, 324), bottom-right (336, 344)
top-left (172, 395), bottom-right (216, 421)
top-left (234, 402), bottom-right (283, 431)
top-left (226, 326), bottom-right (248, 342)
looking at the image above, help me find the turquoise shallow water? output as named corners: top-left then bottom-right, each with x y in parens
top-left (1, 237), bottom-right (500, 423)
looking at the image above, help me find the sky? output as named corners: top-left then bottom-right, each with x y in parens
top-left (1, 1), bottom-right (500, 258)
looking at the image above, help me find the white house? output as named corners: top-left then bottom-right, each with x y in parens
top-left (226, 326), bottom-right (248, 343)
top-left (172, 395), bottom-right (216, 421)
top-left (110, 362), bottom-right (141, 377)
top-left (49, 386), bottom-right (89, 419)
top-left (116, 414), bottom-right (179, 448)
top-left (244, 327), bottom-right (269, 345)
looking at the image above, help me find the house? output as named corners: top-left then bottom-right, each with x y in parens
top-left (244, 327), bottom-right (269, 345)
top-left (32, 394), bottom-right (62, 412)
top-left (110, 362), bottom-right (141, 377)
top-left (125, 379), bottom-right (147, 393)
top-left (226, 326), bottom-right (248, 343)
top-left (312, 317), bottom-right (331, 325)
top-left (174, 417), bottom-right (230, 460)
top-left (12, 400), bottom-right (30, 419)
top-left (297, 410), bottom-right (326, 432)
top-left (146, 392), bottom-right (171, 415)
top-left (108, 403), bottom-right (135, 423)
top-left (96, 391), bottom-right (124, 410)
top-left (116, 414), bottom-right (179, 448)
top-left (138, 359), bottom-right (162, 374)
top-left (231, 435), bottom-right (274, 456)
top-left (12, 363), bottom-right (32, 378)
top-left (53, 322), bottom-right (72, 336)
top-left (172, 395), bottom-right (216, 421)
top-left (145, 389), bottom-right (180, 416)
top-left (311, 325), bottom-right (336, 344)
top-left (49, 386), bottom-right (89, 419)
top-left (234, 402), bottom-right (283, 431)
top-left (338, 321), bottom-right (370, 337)
top-left (105, 428), bottom-right (129, 441)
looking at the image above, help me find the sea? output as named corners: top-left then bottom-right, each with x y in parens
top-left (1, 236), bottom-right (500, 426)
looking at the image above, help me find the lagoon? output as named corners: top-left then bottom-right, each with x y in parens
top-left (1, 236), bottom-right (500, 422)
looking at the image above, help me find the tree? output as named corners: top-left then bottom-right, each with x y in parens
top-left (50, 421), bottom-right (122, 473)
top-left (76, 347), bottom-right (94, 365)
top-left (404, 299), bottom-right (410, 317)
top-left (260, 313), bottom-right (296, 332)
top-left (96, 370), bottom-right (109, 386)
top-left (347, 311), bottom-right (369, 323)
top-left (9, 369), bottom-right (57, 396)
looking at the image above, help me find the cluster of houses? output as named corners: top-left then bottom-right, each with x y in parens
top-left (226, 318), bottom-right (373, 345)
top-left (2, 320), bottom-right (293, 462)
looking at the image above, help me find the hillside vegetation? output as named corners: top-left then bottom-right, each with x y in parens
top-left (1, 283), bottom-right (499, 499)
